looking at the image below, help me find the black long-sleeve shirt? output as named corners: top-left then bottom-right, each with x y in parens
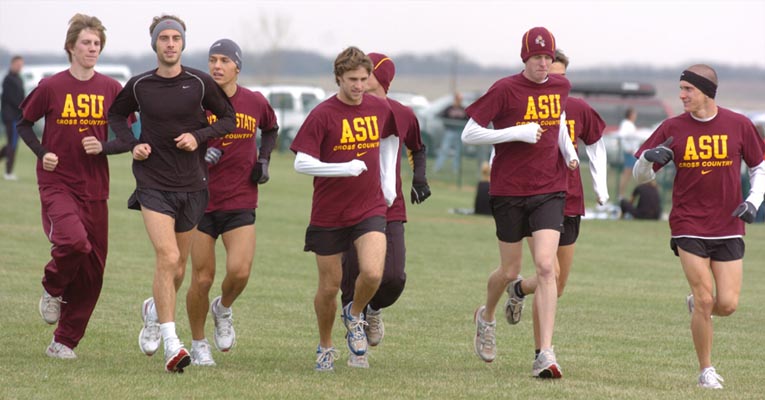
top-left (108, 66), bottom-right (235, 192)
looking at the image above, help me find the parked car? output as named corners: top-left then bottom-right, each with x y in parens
top-left (20, 64), bottom-right (132, 95)
top-left (387, 91), bottom-right (429, 114)
top-left (248, 84), bottom-right (326, 150)
top-left (570, 81), bottom-right (673, 167)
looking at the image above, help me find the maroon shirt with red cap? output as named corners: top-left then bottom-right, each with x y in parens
top-left (205, 86), bottom-right (277, 212)
top-left (562, 97), bottom-right (606, 216)
top-left (386, 98), bottom-right (424, 223)
top-left (466, 73), bottom-right (571, 196)
top-left (290, 93), bottom-right (397, 227)
top-left (635, 107), bottom-right (765, 237)
top-left (20, 70), bottom-right (123, 200)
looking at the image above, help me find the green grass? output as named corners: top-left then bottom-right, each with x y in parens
top-left (1, 148), bottom-right (763, 400)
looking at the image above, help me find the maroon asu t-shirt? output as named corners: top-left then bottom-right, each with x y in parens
top-left (562, 97), bottom-right (606, 216)
top-left (386, 97), bottom-right (424, 223)
top-left (205, 86), bottom-right (277, 212)
top-left (291, 93), bottom-right (396, 227)
top-left (466, 73), bottom-right (571, 196)
top-left (20, 70), bottom-right (123, 200)
top-left (636, 107), bottom-right (765, 237)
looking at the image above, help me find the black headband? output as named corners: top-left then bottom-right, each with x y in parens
top-left (680, 70), bottom-right (717, 99)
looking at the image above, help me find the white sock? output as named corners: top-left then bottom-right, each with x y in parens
top-left (192, 339), bottom-right (208, 349)
top-left (215, 300), bottom-right (231, 315)
top-left (160, 322), bottom-right (178, 343)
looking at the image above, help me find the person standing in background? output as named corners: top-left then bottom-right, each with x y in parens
top-left (1, 55), bottom-right (24, 180)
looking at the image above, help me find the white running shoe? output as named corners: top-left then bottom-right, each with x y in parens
top-left (210, 296), bottom-right (236, 352)
top-left (190, 339), bottom-right (216, 366)
top-left (138, 297), bottom-right (161, 356)
top-left (347, 353), bottom-right (370, 368)
top-left (46, 340), bottom-right (77, 359)
top-left (473, 305), bottom-right (496, 363)
top-left (687, 293), bottom-right (694, 315)
top-left (164, 338), bottom-right (191, 373)
top-left (698, 366), bottom-right (724, 389)
top-left (532, 348), bottom-right (563, 378)
top-left (39, 290), bottom-right (63, 325)
top-left (365, 306), bottom-right (384, 346)
top-left (504, 275), bottom-right (524, 325)
top-left (342, 302), bottom-right (368, 356)
top-left (4, 173), bottom-right (17, 181)
top-left (315, 345), bottom-right (339, 372)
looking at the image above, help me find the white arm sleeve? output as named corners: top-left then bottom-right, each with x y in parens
top-left (585, 138), bottom-right (609, 205)
top-left (461, 118), bottom-right (540, 145)
top-left (294, 151), bottom-right (367, 177)
top-left (745, 160), bottom-right (765, 208)
top-left (379, 135), bottom-right (399, 206)
top-left (557, 112), bottom-right (579, 165)
top-left (633, 152), bottom-right (657, 183)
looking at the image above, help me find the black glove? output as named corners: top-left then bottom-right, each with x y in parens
top-left (410, 181), bottom-right (431, 204)
top-left (205, 147), bottom-right (223, 165)
top-left (732, 201), bottom-right (757, 223)
top-left (643, 137), bottom-right (674, 165)
top-left (250, 159), bottom-right (270, 184)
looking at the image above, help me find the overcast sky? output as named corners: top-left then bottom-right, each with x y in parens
top-left (1, 0), bottom-right (764, 69)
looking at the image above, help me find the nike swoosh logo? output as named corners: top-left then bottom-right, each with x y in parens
top-left (79, 127), bottom-right (89, 132)
top-left (221, 141), bottom-right (233, 147)
top-left (182, 85), bottom-right (191, 89)
top-left (356, 151), bottom-right (368, 157)
top-left (701, 170), bottom-right (712, 175)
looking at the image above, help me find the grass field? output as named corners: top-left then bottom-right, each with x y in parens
top-left (1, 148), bottom-right (763, 400)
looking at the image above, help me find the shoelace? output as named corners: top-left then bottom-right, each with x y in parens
top-left (216, 313), bottom-right (234, 337)
top-left (43, 294), bottom-right (65, 314)
top-left (366, 314), bottom-right (382, 335)
top-left (701, 369), bottom-right (724, 385)
top-left (194, 342), bottom-right (214, 363)
top-left (480, 322), bottom-right (496, 351)
top-left (316, 348), bottom-right (338, 368)
top-left (348, 319), bottom-right (369, 342)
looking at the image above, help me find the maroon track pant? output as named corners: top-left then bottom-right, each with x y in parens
top-left (40, 186), bottom-right (107, 349)
top-left (341, 221), bottom-right (406, 310)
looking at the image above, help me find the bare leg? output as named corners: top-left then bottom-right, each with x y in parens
top-left (350, 231), bottom-right (386, 316)
top-left (483, 240), bottom-right (523, 322)
top-left (315, 254), bottom-right (342, 349)
top-left (187, 229), bottom-right (216, 340)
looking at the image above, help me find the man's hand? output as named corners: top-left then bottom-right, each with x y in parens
top-left (132, 143), bottom-right (151, 160)
top-left (643, 137), bottom-right (674, 165)
top-left (42, 152), bottom-right (59, 171)
top-left (82, 136), bottom-right (103, 155)
top-left (732, 201), bottom-right (757, 223)
top-left (410, 182), bottom-right (432, 204)
top-left (205, 147), bottom-right (223, 165)
top-left (347, 159), bottom-right (367, 176)
top-left (174, 132), bottom-right (198, 152)
top-left (250, 159), bottom-right (270, 184)
top-left (568, 159), bottom-right (579, 170)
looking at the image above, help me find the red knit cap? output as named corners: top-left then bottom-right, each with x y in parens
top-left (367, 52), bottom-right (395, 93)
top-left (520, 27), bottom-right (556, 62)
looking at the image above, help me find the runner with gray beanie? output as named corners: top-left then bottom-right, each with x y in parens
top-left (185, 38), bottom-right (279, 367)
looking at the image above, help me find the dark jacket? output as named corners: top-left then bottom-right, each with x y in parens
top-left (1, 71), bottom-right (24, 122)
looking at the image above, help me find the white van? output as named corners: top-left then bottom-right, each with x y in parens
top-left (247, 84), bottom-right (326, 148)
top-left (20, 64), bottom-right (132, 94)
